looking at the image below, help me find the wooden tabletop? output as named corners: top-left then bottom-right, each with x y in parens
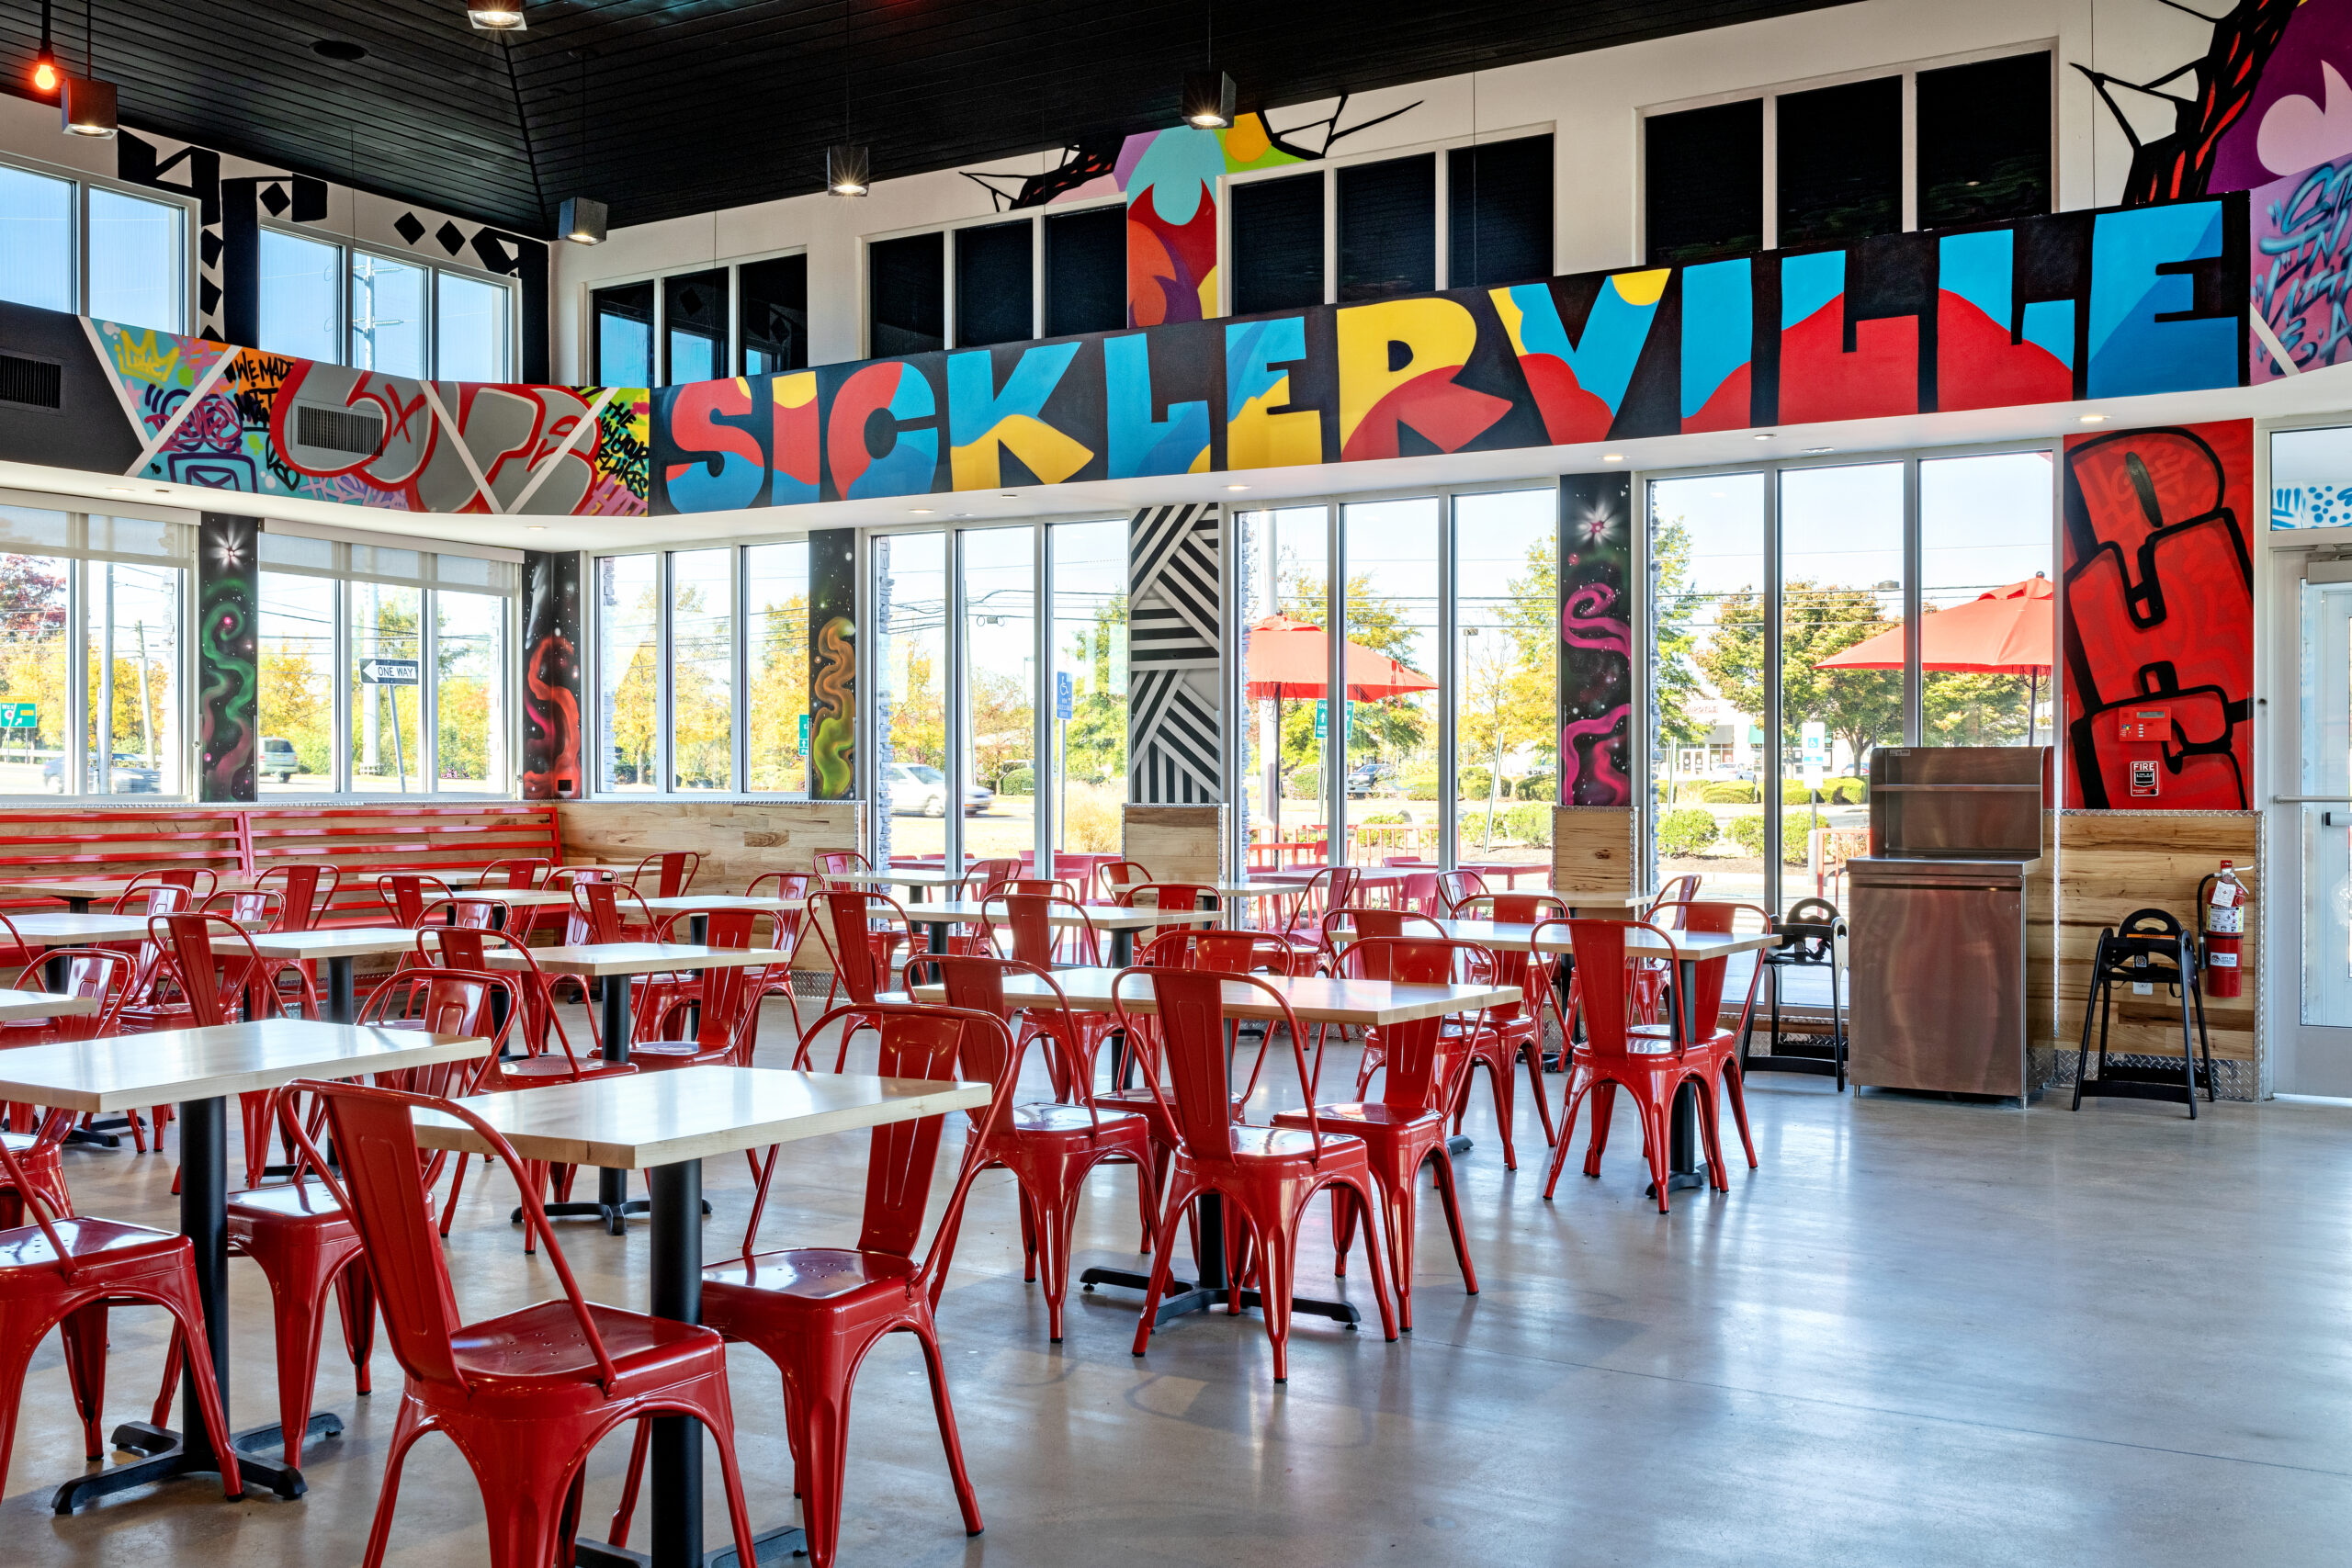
top-left (0, 1018), bottom-right (493, 1112)
top-left (639, 895), bottom-right (805, 915)
top-left (1385, 919), bottom-right (1779, 958)
top-left (901, 899), bottom-right (1218, 931)
top-left (1256, 866), bottom-right (1412, 886)
top-left (821, 868), bottom-right (967, 888)
top-left (0, 987), bottom-right (97, 1021)
top-left (3, 910), bottom-right (260, 945)
top-left (246, 926), bottom-right (433, 961)
top-left (438, 887), bottom-right (582, 910)
top-left (6, 874), bottom-right (255, 901)
top-left (901, 966), bottom-right (1520, 1026)
top-left (483, 942), bottom-right (790, 977)
top-left (411, 1065), bottom-right (989, 1169)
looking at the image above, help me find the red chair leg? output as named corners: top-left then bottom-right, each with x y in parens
top-left (1428, 1145), bottom-right (1476, 1296)
top-left (1544, 1068), bottom-right (1594, 1200)
top-left (360, 1401), bottom-right (434, 1568)
top-left (335, 1258), bottom-right (376, 1395)
top-left (910, 1317), bottom-right (985, 1538)
top-left (1131, 1176), bottom-right (1198, 1356)
top-left (1722, 1056), bottom-right (1758, 1167)
top-left (1521, 1043), bottom-right (1557, 1146)
top-left (1487, 1055), bottom-right (1519, 1171)
top-left (1583, 1079), bottom-right (1620, 1177)
top-left (57, 1303), bottom-right (109, 1459)
top-left (1639, 1095), bottom-right (1671, 1213)
top-left (1374, 1158), bottom-right (1418, 1332)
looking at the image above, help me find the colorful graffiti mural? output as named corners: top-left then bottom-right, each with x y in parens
top-left (1558, 472), bottom-right (1633, 807)
top-left (197, 513), bottom-right (259, 804)
top-left (520, 550), bottom-right (583, 801)
top-left (2061, 420), bottom-right (2254, 810)
top-left (808, 527), bottom-right (857, 800)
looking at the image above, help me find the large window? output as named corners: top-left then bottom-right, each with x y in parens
top-left (0, 160), bottom-right (188, 332)
top-left (594, 537), bottom-right (818, 798)
top-left (1449, 135), bottom-right (1554, 289)
top-left (869, 233), bottom-right (945, 358)
top-left (1645, 448), bottom-right (2052, 911)
top-left (259, 228), bottom-right (514, 378)
top-left (0, 503), bottom-right (188, 799)
top-left (865, 522), bottom-right (1126, 869)
top-left (594, 254), bottom-right (813, 383)
top-left (956, 220), bottom-right (1035, 348)
top-left (862, 208), bottom-right (1125, 356)
top-left (1237, 487), bottom-right (1556, 875)
top-left (1644, 50), bottom-right (2051, 264)
top-left (257, 529), bottom-right (516, 796)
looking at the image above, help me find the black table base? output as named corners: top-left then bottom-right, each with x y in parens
top-left (50, 1096), bottom-right (311, 1513)
top-left (1089, 1190), bottom-right (1363, 1333)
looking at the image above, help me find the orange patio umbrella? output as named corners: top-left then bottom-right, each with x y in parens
top-left (1814, 574), bottom-right (2053, 741)
top-left (1246, 615), bottom-right (1438, 701)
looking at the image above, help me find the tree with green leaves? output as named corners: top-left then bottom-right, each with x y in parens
top-left (1699, 579), bottom-right (1902, 768)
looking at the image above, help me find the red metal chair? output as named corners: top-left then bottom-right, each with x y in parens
top-left (1269, 867), bottom-right (1361, 974)
top-left (1539, 914), bottom-right (1764, 1212)
top-left (477, 857), bottom-right (548, 891)
top-left (1093, 859), bottom-right (1152, 904)
top-left (125, 867), bottom-right (218, 903)
top-left (626, 850), bottom-right (702, 900)
top-left (634, 910), bottom-right (774, 1069)
top-left (376, 874), bottom-right (459, 930)
top-left (291, 1078), bottom-right (763, 1568)
top-left (0, 1129), bottom-right (241, 1484)
top-left (746, 871), bottom-right (816, 1033)
top-left (1115, 883), bottom-right (1214, 949)
top-left (925, 954), bottom-right (1159, 1341)
top-left (256, 863), bottom-right (338, 931)
top-left (151, 912), bottom-right (297, 1188)
top-left (812, 849), bottom-right (872, 890)
top-left (1274, 936), bottom-right (1488, 1331)
top-left (1115, 966), bottom-right (1396, 1381)
top-left (608, 1003), bottom-right (1018, 1568)
top-left (108, 884), bottom-right (196, 1034)
top-left (986, 891), bottom-right (1102, 972)
top-left (1, 950), bottom-right (133, 1194)
top-left (803, 890), bottom-right (918, 1064)
top-left (1435, 894), bottom-right (1569, 1164)
top-left (1435, 870), bottom-right (1491, 915)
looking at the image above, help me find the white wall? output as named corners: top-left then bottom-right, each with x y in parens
top-left (551, 0), bottom-right (2234, 382)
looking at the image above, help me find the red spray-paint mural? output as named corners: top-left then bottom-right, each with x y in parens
top-left (2061, 419), bottom-right (2254, 809)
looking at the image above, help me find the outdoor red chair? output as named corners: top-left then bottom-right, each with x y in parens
top-left (1540, 914), bottom-right (1764, 1212)
top-left (1115, 966), bottom-right (1396, 1381)
top-left (1274, 936), bottom-right (1488, 1331)
top-left (291, 1078), bottom-right (763, 1568)
top-left (608, 1003), bottom-right (1019, 1568)
top-left (926, 955), bottom-right (1159, 1341)
top-left (0, 1129), bottom-right (241, 1485)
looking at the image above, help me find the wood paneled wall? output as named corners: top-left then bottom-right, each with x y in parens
top-left (2053, 810), bottom-right (2257, 1071)
top-left (1125, 805), bottom-right (1224, 886)
top-left (1553, 807), bottom-right (1637, 896)
top-left (556, 800), bottom-right (864, 971)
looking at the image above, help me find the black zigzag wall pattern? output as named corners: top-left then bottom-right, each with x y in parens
top-left (1128, 503), bottom-right (1222, 804)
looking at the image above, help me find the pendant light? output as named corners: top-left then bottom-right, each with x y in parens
top-left (558, 50), bottom-right (606, 243)
top-left (468, 2), bottom-right (526, 32)
top-left (1180, 2), bottom-right (1233, 129)
top-left (29, 0), bottom-right (57, 93)
top-left (827, 0), bottom-right (867, 196)
top-left (61, 0), bottom-right (113, 138)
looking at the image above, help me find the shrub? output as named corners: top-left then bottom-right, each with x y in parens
top-left (1401, 763), bottom-right (1442, 800)
top-left (1782, 780), bottom-right (1815, 805)
top-left (1701, 780), bottom-right (1758, 804)
top-left (1459, 766), bottom-right (1494, 801)
top-left (1501, 803), bottom-right (1552, 846)
top-left (1724, 813), bottom-right (1766, 857)
top-left (1061, 784), bottom-right (1123, 852)
top-left (1657, 807), bottom-right (1717, 858)
top-left (1824, 774), bottom-right (1868, 804)
top-left (1517, 773), bottom-right (1556, 803)
top-left (1358, 810), bottom-right (1409, 826)
top-left (998, 766), bottom-right (1035, 795)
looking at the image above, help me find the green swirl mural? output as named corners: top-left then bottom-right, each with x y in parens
top-left (198, 513), bottom-right (259, 803)
top-left (808, 527), bottom-right (856, 799)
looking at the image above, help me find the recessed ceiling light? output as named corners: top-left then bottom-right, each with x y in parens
top-left (1000, 492), bottom-right (1017, 499)
top-left (1601, 454), bottom-right (1624, 463)
top-left (312, 39), bottom-right (368, 62)
top-left (2078, 413), bottom-right (2107, 424)
top-left (107, 486), bottom-right (132, 493)
top-left (1805, 446), bottom-right (1833, 454)
top-left (1753, 433), bottom-right (1776, 442)
top-left (1225, 484), bottom-right (1249, 491)
top-left (526, 525), bottom-right (546, 531)
top-left (910, 508), bottom-right (934, 514)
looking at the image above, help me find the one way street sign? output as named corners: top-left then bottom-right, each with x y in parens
top-left (359, 659), bottom-right (419, 685)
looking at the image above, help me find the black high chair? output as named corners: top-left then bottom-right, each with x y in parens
top-left (2071, 907), bottom-right (2216, 1117)
top-left (1738, 897), bottom-right (1848, 1091)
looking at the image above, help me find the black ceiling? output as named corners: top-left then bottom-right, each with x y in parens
top-left (0, 0), bottom-right (1857, 236)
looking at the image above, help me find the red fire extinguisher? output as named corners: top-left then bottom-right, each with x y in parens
top-left (2202, 860), bottom-right (2246, 998)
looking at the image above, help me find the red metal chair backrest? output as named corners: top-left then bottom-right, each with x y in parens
top-left (1281, 866), bottom-right (1361, 939)
top-left (152, 912), bottom-right (273, 1026)
top-left (0, 1118), bottom-right (74, 1275)
top-left (1120, 883), bottom-right (1211, 942)
top-left (112, 883), bottom-right (190, 917)
top-left (1555, 919), bottom-right (1690, 1060)
top-left (994, 893), bottom-right (1098, 969)
top-left (359, 965), bottom-right (510, 1046)
top-left (630, 851), bottom-right (700, 899)
top-left (9, 946), bottom-right (132, 1041)
top-left (744, 873), bottom-right (811, 939)
top-left (1335, 937), bottom-right (1498, 1110)
top-left (651, 908), bottom-right (763, 951)
top-left (1660, 900), bottom-right (1774, 1039)
top-left (378, 874), bottom-right (458, 930)
top-left (927, 953), bottom-right (1092, 1126)
top-left (813, 850), bottom-right (871, 888)
top-left (1115, 966), bottom-right (1317, 1165)
top-left (961, 858), bottom-right (1021, 900)
top-left (1001, 877), bottom-right (1080, 900)
top-left (811, 890), bottom-right (910, 1007)
top-left (573, 879), bottom-right (654, 945)
top-left (1436, 870), bottom-right (1490, 914)
top-left (202, 887), bottom-right (285, 930)
top-left (481, 858), bottom-right (548, 890)
top-left (1487, 892), bottom-right (1569, 926)
top-left (301, 1078), bottom-right (616, 1392)
top-left (257, 863), bottom-right (334, 931)
top-left (1320, 904), bottom-right (1442, 947)
top-left (127, 868), bottom-right (213, 901)
top-left (1648, 875), bottom-right (1702, 930)
top-left (1096, 860), bottom-right (1151, 899)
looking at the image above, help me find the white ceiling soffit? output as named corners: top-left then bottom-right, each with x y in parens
top-left (0, 365), bottom-right (2346, 549)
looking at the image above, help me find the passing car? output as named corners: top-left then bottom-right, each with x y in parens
top-left (1345, 760), bottom-right (1396, 798)
top-left (43, 754), bottom-right (162, 794)
top-left (259, 736), bottom-right (300, 784)
top-left (887, 761), bottom-right (994, 818)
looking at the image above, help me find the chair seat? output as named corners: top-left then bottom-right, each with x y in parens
top-left (0, 1215), bottom-right (184, 1272)
top-left (624, 1043), bottom-right (732, 1070)
top-left (499, 1055), bottom-right (635, 1083)
top-left (1093, 1086), bottom-right (1248, 1121)
top-left (226, 1180), bottom-right (348, 1224)
top-left (1269, 1102), bottom-right (1444, 1135)
top-left (449, 1299), bottom-right (723, 1394)
top-left (702, 1246), bottom-right (919, 1307)
top-left (1211, 1126), bottom-right (1364, 1162)
top-left (1007, 1102), bottom-right (1147, 1136)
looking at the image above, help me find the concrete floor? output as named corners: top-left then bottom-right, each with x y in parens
top-left (3, 1000), bottom-right (2346, 1567)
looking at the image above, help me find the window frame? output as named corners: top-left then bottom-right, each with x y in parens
top-left (1631, 437), bottom-right (2064, 909)
top-left (580, 245), bottom-right (813, 386)
top-left (1634, 40), bottom-right (2056, 259)
top-left (589, 529), bottom-right (823, 801)
top-left (1220, 124), bottom-right (1555, 311)
top-left (857, 200), bottom-right (1122, 359)
top-left (254, 526), bottom-right (522, 801)
top-left (0, 149), bottom-right (199, 333)
top-left (255, 220), bottom-right (519, 380)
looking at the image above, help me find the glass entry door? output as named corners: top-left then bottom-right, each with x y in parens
top-left (2292, 576), bottom-right (2352, 1093)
